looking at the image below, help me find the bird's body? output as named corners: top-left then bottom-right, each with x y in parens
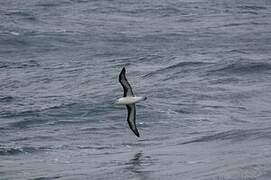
top-left (116, 96), bottom-right (147, 105)
top-left (116, 67), bottom-right (147, 137)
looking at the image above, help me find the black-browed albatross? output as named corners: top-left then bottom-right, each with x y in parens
top-left (116, 67), bottom-right (147, 137)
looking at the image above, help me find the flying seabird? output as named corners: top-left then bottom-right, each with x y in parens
top-left (116, 67), bottom-right (147, 137)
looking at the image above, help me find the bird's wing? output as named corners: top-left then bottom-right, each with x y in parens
top-left (126, 104), bottom-right (139, 137)
top-left (119, 67), bottom-right (134, 97)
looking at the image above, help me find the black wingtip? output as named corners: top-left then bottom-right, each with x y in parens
top-left (133, 129), bottom-right (140, 137)
top-left (119, 67), bottom-right (126, 81)
top-left (120, 67), bottom-right (126, 77)
top-left (121, 67), bottom-right (126, 73)
top-left (135, 132), bottom-right (140, 137)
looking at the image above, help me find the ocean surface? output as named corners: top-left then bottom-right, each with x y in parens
top-left (1, 0), bottom-right (271, 179)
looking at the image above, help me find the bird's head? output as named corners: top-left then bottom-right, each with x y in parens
top-left (115, 98), bottom-right (122, 105)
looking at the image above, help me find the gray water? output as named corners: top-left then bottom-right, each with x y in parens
top-left (1, 0), bottom-right (271, 179)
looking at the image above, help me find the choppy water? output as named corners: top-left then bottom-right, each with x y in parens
top-left (1, 0), bottom-right (271, 179)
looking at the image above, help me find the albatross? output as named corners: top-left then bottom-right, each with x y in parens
top-left (116, 67), bottom-right (147, 137)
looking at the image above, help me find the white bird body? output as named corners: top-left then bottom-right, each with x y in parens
top-left (116, 96), bottom-right (146, 105)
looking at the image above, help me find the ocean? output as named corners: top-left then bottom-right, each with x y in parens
top-left (1, 0), bottom-right (271, 179)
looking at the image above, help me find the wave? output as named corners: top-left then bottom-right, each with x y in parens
top-left (208, 60), bottom-right (271, 75)
top-left (129, 6), bottom-right (181, 17)
top-left (0, 146), bottom-right (49, 156)
top-left (0, 60), bottom-right (40, 69)
top-left (7, 118), bottom-right (49, 129)
top-left (4, 11), bottom-right (37, 21)
top-left (144, 61), bottom-right (211, 78)
top-left (0, 102), bottom-right (78, 118)
top-left (0, 96), bottom-right (14, 103)
top-left (0, 109), bottom-right (41, 119)
top-left (35, 1), bottom-right (71, 8)
top-left (0, 37), bottom-right (30, 48)
top-left (1, 101), bottom-right (112, 129)
top-left (238, 5), bottom-right (267, 11)
top-left (181, 128), bottom-right (271, 145)
top-left (29, 176), bottom-right (61, 180)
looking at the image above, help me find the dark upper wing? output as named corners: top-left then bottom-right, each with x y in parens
top-left (126, 104), bottom-right (139, 137)
top-left (119, 67), bottom-right (134, 97)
